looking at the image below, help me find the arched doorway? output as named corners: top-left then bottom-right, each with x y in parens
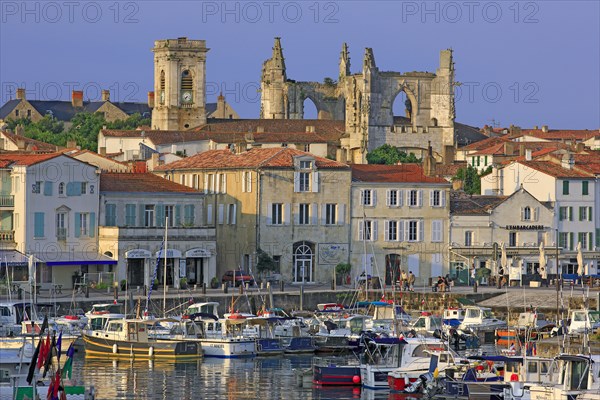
top-left (303, 97), bottom-right (318, 119)
top-left (293, 241), bottom-right (315, 283)
top-left (385, 254), bottom-right (401, 286)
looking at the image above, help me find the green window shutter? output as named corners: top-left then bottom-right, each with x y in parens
top-left (89, 213), bottom-right (96, 237)
top-left (569, 207), bottom-right (573, 221)
top-left (125, 204), bottom-right (136, 226)
top-left (139, 205), bottom-right (146, 227)
top-left (34, 212), bottom-right (44, 237)
top-left (582, 181), bottom-right (589, 195)
top-left (579, 207), bottom-right (583, 221)
top-left (596, 229), bottom-right (600, 247)
top-left (588, 232), bottom-right (593, 250)
top-left (175, 205), bottom-right (181, 226)
top-left (563, 181), bottom-right (569, 195)
top-left (43, 182), bottom-right (53, 196)
top-left (106, 204), bottom-right (117, 226)
top-left (156, 204), bottom-right (165, 227)
top-left (184, 205), bottom-right (194, 225)
top-left (569, 232), bottom-right (573, 251)
top-left (588, 207), bottom-right (593, 221)
top-left (74, 213), bottom-right (81, 237)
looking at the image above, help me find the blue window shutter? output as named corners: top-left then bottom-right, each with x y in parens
top-left (34, 212), bottom-right (44, 237)
top-left (74, 213), bottom-right (81, 237)
top-left (106, 204), bottom-right (116, 226)
top-left (89, 213), bottom-right (96, 237)
top-left (43, 182), bottom-right (53, 196)
top-left (139, 205), bottom-right (145, 227)
top-left (175, 205), bottom-right (181, 226)
top-left (184, 205), bottom-right (194, 225)
top-left (125, 204), bottom-right (135, 226)
top-left (156, 204), bottom-right (165, 227)
top-left (66, 182), bottom-right (74, 196)
top-left (76, 182), bottom-right (82, 196)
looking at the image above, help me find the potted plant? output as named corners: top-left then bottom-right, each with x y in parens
top-left (210, 276), bottom-right (219, 289)
top-left (179, 277), bottom-right (188, 289)
top-left (120, 279), bottom-right (127, 291)
top-left (335, 263), bottom-right (352, 285)
top-left (152, 279), bottom-right (159, 290)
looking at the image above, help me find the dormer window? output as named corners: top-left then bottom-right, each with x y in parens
top-left (294, 157), bottom-right (319, 193)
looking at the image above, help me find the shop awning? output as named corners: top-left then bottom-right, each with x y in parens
top-left (0, 250), bottom-right (29, 267)
top-left (33, 251), bottom-right (117, 266)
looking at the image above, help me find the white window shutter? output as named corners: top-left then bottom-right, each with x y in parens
top-left (398, 220), bottom-right (404, 242)
top-left (384, 220), bottom-right (390, 242)
top-left (404, 220), bottom-right (410, 241)
top-left (206, 204), bottom-right (213, 225)
top-left (267, 203), bottom-right (273, 225)
top-left (431, 220), bottom-right (436, 242)
top-left (406, 190), bottom-right (411, 206)
top-left (418, 190), bottom-right (423, 207)
top-left (311, 203), bottom-right (318, 225)
top-left (241, 172), bottom-right (246, 193)
top-left (284, 203), bottom-right (291, 225)
top-left (358, 221), bottom-right (364, 241)
top-left (398, 190), bottom-right (403, 207)
top-left (321, 204), bottom-right (327, 225)
top-left (372, 190), bottom-right (377, 206)
top-left (294, 172), bottom-right (300, 192)
top-left (441, 190), bottom-right (446, 207)
top-left (294, 204), bottom-right (300, 225)
top-left (386, 190), bottom-right (391, 206)
top-left (217, 204), bottom-right (224, 225)
top-left (312, 171), bottom-right (319, 192)
top-left (438, 220), bottom-right (444, 242)
top-left (419, 220), bottom-right (424, 242)
top-left (203, 175), bottom-right (208, 194)
top-left (225, 204), bottom-right (230, 224)
top-left (338, 204), bottom-right (345, 225)
top-left (372, 221), bottom-right (378, 241)
top-left (429, 190), bottom-right (434, 207)
top-left (222, 174), bottom-right (227, 194)
top-left (534, 207), bottom-right (539, 221)
top-left (520, 207), bottom-right (524, 221)
top-left (231, 204), bottom-right (237, 225)
top-left (248, 172), bottom-right (252, 192)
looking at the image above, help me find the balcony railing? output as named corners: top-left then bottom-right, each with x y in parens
top-left (0, 195), bottom-right (14, 207)
top-left (56, 228), bottom-right (67, 240)
top-left (0, 230), bottom-right (14, 242)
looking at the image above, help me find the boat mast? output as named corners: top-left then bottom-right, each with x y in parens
top-left (163, 217), bottom-right (168, 318)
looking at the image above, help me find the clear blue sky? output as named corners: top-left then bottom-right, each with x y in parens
top-left (1, 1), bottom-right (598, 129)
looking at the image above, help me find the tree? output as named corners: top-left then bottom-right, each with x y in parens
top-left (5, 116), bottom-right (66, 146)
top-left (255, 248), bottom-right (276, 275)
top-left (453, 165), bottom-right (483, 195)
top-left (366, 144), bottom-right (421, 165)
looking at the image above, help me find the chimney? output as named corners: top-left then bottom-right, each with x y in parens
top-left (423, 141), bottom-right (436, 177)
top-left (541, 125), bottom-right (549, 133)
top-left (15, 124), bottom-right (24, 136)
top-left (99, 147), bottom-right (107, 156)
top-left (305, 126), bottom-right (315, 133)
top-left (101, 90), bottom-right (110, 102)
top-left (16, 138), bottom-right (26, 150)
top-left (519, 143), bottom-right (525, 156)
top-left (71, 90), bottom-right (83, 108)
top-left (148, 91), bottom-right (155, 108)
top-left (561, 153), bottom-right (574, 170)
top-left (216, 92), bottom-right (226, 118)
top-left (575, 142), bottom-right (584, 152)
top-left (525, 148), bottom-right (532, 161)
top-left (504, 142), bottom-right (515, 155)
top-left (66, 140), bottom-right (77, 149)
top-left (533, 125), bottom-right (538, 130)
top-left (148, 153), bottom-right (160, 171)
top-left (16, 88), bottom-right (26, 100)
top-left (171, 144), bottom-right (177, 154)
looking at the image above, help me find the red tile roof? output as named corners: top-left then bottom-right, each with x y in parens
top-left (154, 148), bottom-right (348, 171)
top-left (521, 129), bottom-right (599, 141)
top-left (351, 164), bottom-right (449, 184)
top-left (1, 131), bottom-right (61, 152)
top-left (0, 152), bottom-right (65, 166)
top-left (459, 135), bottom-right (509, 151)
top-left (99, 173), bottom-right (199, 193)
top-left (100, 129), bottom-right (209, 145)
top-left (516, 160), bottom-right (593, 178)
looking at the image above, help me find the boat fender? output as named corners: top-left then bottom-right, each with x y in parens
top-left (352, 375), bottom-right (360, 384)
top-left (112, 344), bottom-right (118, 354)
top-left (149, 346), bottom-right (154, 358)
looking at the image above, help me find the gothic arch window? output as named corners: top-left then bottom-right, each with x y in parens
top-left (430, 118), bottom-right (438, 127)
top-left (159, 71), bottom-right (166, 105)
top-left (293, 241), bottom-right (315, 283)
top-left (181, 70), bottom-right (193, 104)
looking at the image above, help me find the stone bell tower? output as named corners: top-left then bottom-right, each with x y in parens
top-left (151, 37), bottom-right (209, 130)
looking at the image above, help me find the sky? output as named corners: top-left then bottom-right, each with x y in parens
top-left (1, 0), bottom-right (599, 129)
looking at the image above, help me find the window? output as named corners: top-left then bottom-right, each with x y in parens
top-left (579, 207), bottom-right (588, 221)
top-left (298, 172), bottom-right (310, 192)
top-left (361, 189), bottom-right (374, 206)
top-left (32, 181), bottom-right (41, 194)
top-left (144, 205), bottom-right (155, 227)
top-left (219, 173), bottom-right (227, 194)
top-left (271, 203), bottom-right (283, 225)
top-left (56, 213), bottom-right (67, 239)
top-left (298, 203), bottom-right (309, 225)
top-left (206, 174), bottom-right (214, 193)
top-left (465, 231), bottom-right (473, 247)
top-left (509, 232), bottom-right (518, 247)
top-left (125, 204), bottom-right (136, 226)
top-left (325, 204), bottom-right (337, 225)
top-left (431, 220), bottom-right (443, 242)
top-left (408, 190), bottom-right (418, 206)
top-left (522, 206), bottom-right (531, 221)
top-left (563, 180), bottom-right (569, 195)
top-left (300, 160), bottom-right (312, 169)
top-left (78, 213), bottom-right (89, 236)
top-left (15, 109), bottom-right (19, 117)
top-left (183, 204), bottom-right (195, 225)
top-left (227, 204), bottom-right (236, 225)
top-left (431, 190), bottom-right (442, 207)
top-left (34, 212), bottom-right (45, 238)
top-left (559, 207), bottom-right (568, 221)
top-left (180, 175), bottom-right (186, 186)
top-left (105, 204), bottom-right (117, 226)
top-left (582, 181), bottom-right (589, 195)
top-left (385, 220), bottom-right (398, 241)
top-left (359, 220), bottom-right (375, 241)
top-left (408, 220), bottom-right (418, 242)
top-left (242, 171), bottom-right (252, 193)
top-left (165, 205), bottom-right (174, 227)
top-left (58, 182), bottom-right (65, 196)
top-left (27, 109), bottom-right (31, 117)
top-left (578, 233), bottom-right (587, 250)
top-left (80, 182), bottom-right (87, 194)
top-left (388, 190), bottom-right (398, 207)
top-left (559, 232), bottom-right (569, 249)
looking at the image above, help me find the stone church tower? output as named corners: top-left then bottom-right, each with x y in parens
top-left (151, 37), bottom-right (209, 130)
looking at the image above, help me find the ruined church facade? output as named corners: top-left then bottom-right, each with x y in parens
top-left (260, 38), bottom-right (457, 163)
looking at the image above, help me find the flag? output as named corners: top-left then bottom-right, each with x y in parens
top-left (62, 343), bottom-right (75, 380)
top-left (39, 315), bottom-right (48, 336)
top-left (52, 370), bottom-right (60, 400)
top-left (26, 339), bottom-right (42, 384)
top-left (37, 334), bottom-right (49, 370)
top-left (42, 334), bottom-right (56, 378)
top-left (56, 331), bottom-right (62, 362)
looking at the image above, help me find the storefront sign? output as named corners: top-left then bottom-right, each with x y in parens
top-left (179, 259), bottom-right (186, 278)
top-left (125, 249), bottom-right (152, 259)
top-left (504, 225), bottom-right (545, 230)
top-left (185, 248), bottom-right (212, 258)
top-left (318, 243), bottom-right (349, 265)
top-left (155, 249), bottom-right (182, 258)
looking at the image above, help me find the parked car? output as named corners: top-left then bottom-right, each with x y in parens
top-left (222, 270), bottom-right (255, 287)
